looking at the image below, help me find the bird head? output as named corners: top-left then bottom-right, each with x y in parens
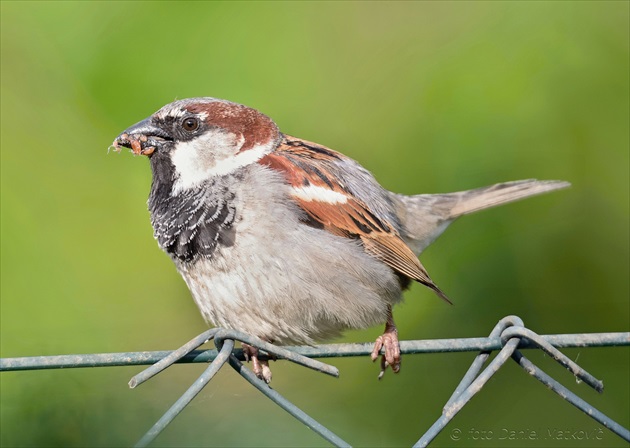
top-left (113, 97), bottom-right (281, 192)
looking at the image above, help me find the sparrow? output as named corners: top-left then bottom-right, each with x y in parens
top-left (113, 97), bottom-right (569, 382)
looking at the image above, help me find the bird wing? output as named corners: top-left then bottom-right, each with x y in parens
top-left (258, 135), bottom-right (450, 303)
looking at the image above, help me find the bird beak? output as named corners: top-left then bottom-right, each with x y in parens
top-left (112, 118), bottom-right (171, 156)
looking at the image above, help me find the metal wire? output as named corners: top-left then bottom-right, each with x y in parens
top-left (135, 338), bottom-right (235, 448)
top-left (442, 315), bottom-right (523, 411)
top-left (1, 317), bottom-right (628, 448)
top-left (512, 351), bottom-right (630, 441)
top-left (129, 328), bottom-right (345, 447)
top-left (414, 316), bottom-right (628, 447)
top-left (130, 328), bottom-right (219, 388)
top-left (500, 326), bottom-right (604, 392)
top-left (213, 328), bottom-right (339, 377)
top-left (415, 316), bottom-right (524, 447)
top-left (2, 332), bottom-right (627, 371)
top-left (227, 354), bottom-right (351, 448)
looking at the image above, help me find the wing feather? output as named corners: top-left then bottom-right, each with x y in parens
top-left (259, 135), bottom-right (450, 303)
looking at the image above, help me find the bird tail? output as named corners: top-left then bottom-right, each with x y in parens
top-left (396, 179), bottom-right (570, 254)
top-left (446, 179), bottom-right (571, 218)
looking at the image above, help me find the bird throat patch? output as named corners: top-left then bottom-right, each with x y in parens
top-left (148, 180), bottom-right (236, 262)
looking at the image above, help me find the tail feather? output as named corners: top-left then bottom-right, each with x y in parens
top-left (448, 179), bottom-right (571, 218)
top-left (396, 179), bottom-right (570, 254)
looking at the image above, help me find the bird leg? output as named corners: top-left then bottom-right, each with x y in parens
top-left (242, 343), bottom-right (273, 383)
top-left (371, 306), bottom-right (401, 379)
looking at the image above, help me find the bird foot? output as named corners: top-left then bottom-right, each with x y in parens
top-left (242, 343), bottom-right (273, 383)
top-left (370, 311), bottom-right (401, 379)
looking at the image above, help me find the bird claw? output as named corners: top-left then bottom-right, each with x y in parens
top-left (242, 343), bottom-right (273, 383)
top-left (371, 308), bottom-right (401, 379)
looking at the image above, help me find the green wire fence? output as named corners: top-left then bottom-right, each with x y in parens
top-left (1, 315), bottom-right (629, 447)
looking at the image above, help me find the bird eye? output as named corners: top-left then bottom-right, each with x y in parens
top-left (182, 117), bottom-right (199, 132)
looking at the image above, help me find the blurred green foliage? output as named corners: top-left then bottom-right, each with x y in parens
top-left (1, 1), bottom-right (628, 447)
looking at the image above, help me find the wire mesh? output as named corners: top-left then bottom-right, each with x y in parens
top-left (1, 315), bottom-right (629, 447)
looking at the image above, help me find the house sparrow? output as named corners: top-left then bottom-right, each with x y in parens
top-left (113, 97), bottom-right (569, 382)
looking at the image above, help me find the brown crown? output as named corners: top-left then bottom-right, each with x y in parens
top-left (185, 100), bottom-right (281, 152)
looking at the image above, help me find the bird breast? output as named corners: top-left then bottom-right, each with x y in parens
top-left (171, 164), bottom-right (404, 345)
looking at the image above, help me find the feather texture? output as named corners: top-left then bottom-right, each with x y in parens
top-left (259, 135), bottom-right (450, 302)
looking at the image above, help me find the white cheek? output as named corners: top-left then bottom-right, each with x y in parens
top-left (170, 131), bottom-right (272, 194)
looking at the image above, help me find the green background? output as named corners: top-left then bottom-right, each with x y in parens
top-left (1, 1), bottom-right (628, 447)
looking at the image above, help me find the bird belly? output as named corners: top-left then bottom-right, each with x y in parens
top-left (177, 227), bottom-right (402, 345)
top-left (173, 171), bottom-right (403, 345)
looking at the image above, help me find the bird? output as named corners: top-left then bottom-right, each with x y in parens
top-left (112, 97), bottom-right (569, 382)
